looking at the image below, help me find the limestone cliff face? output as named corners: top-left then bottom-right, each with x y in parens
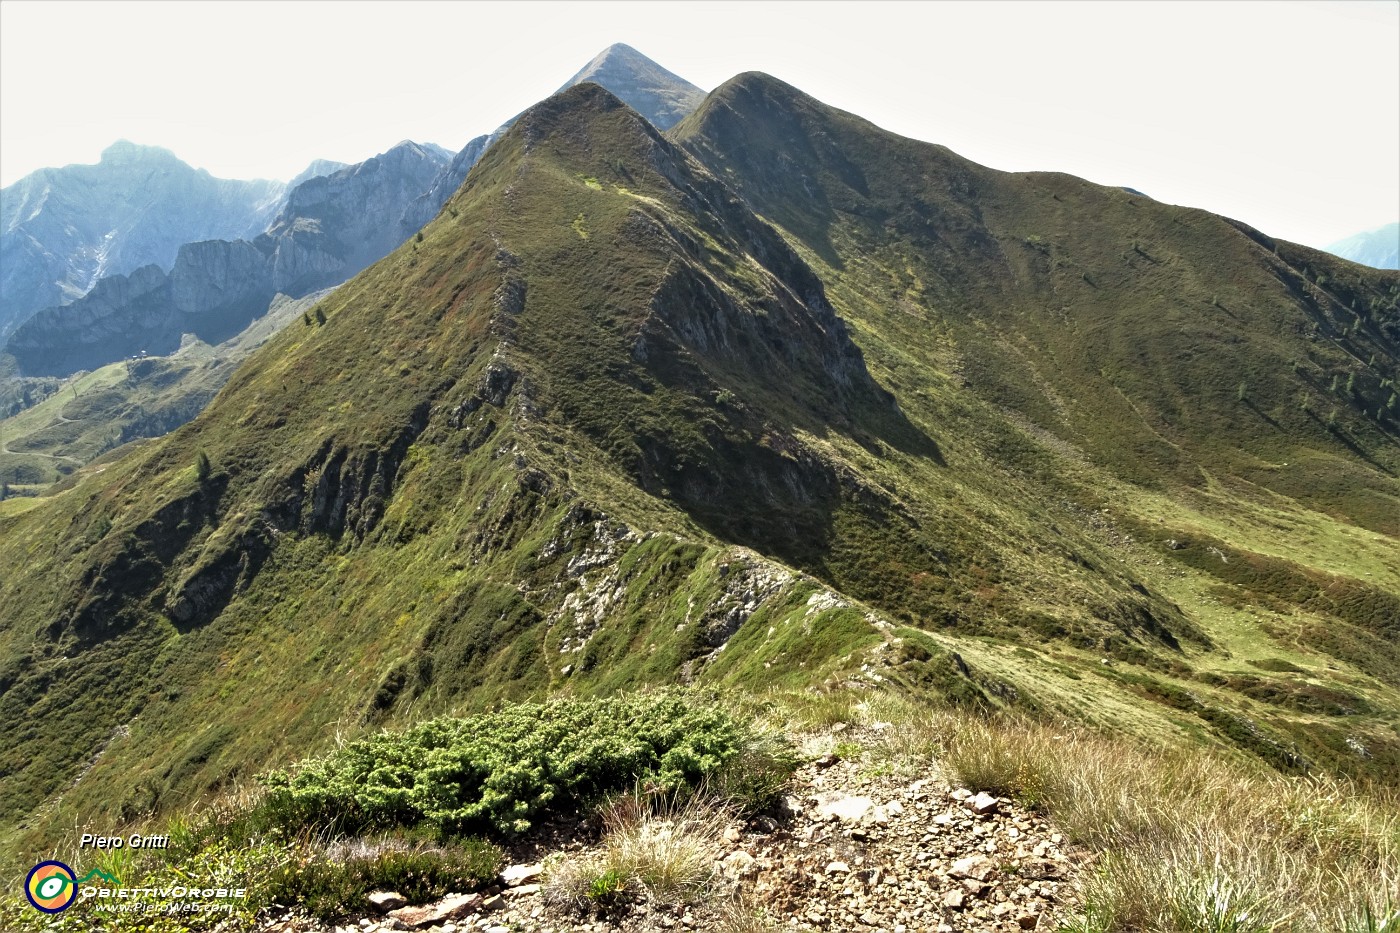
top-left (0, 142), bottom-right (340, 338)
top-left (398, 135), bottom-right (491, 241)
top-left (6, 143), bottom-right (450, 376)
top-left (4, 264), bottom-right (172, 373)
top-left (267, 141), bottom-right (449, 292)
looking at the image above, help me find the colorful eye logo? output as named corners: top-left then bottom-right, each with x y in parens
top-left (25, 861), bottom-right (78, 913)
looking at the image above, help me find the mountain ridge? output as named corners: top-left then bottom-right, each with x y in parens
top-left (1, 70), bottom-right (1398, 874)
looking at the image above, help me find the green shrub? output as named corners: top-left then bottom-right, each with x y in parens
top-left (259, 691), bottom-right (789, 837)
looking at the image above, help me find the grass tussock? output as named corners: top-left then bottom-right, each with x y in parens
top-left (543, 789), bottom-right (732, 916)
top-left (713, 895), bottom-right (783, 932)
top-left (846, 691), bottom-right (1398, 932)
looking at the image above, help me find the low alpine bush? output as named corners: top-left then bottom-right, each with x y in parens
top-left (258, 690), bottom-right (791, 837)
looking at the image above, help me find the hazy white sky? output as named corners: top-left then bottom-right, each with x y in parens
top-left (2, 1), bottom-right (1396, 250)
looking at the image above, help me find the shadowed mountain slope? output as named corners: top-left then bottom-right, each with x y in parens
top-left (677, 74), bottom-right (1400, 531)
top-left (2, 78), bottom-right (1398, 866)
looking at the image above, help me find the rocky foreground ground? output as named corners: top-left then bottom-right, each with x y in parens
top-left (253, 738), bottom-right (1084, 933)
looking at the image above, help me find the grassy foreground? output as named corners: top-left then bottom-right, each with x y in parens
top-left (5, 686), bottom-right (1395, 932)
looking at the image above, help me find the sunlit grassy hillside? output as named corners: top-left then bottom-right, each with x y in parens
top-left (0, 77), bottom-right (1396, 875)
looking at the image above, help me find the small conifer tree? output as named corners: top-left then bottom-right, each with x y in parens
top-left (196, 451), bottom-right (211, 481)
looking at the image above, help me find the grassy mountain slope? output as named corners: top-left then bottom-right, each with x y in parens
top-left (674, 72), bottom-right (1400, 773)
top-left (0, 85), bottom-right (924, 862)
top-left (1, 78), bottom-right (1398, 868)
top-left (0, 293), bottom-right (331, 492)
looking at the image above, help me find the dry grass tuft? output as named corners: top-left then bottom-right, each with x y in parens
top-left (542, 789), bottom-right (733, 916)
top-left (713, 893), bottom-right (783, 932)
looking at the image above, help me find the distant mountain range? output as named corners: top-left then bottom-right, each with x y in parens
top-left (1325, 222), bottom-right (1399, 270)
top-left (2, 142), bottom-right (445, 375)
top-left (0, 142), bottom-right (345, 338)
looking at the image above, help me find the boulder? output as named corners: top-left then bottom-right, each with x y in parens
top-left (968, 792), bottom-right (999, 815)
top-left (368, 891), bottom-right (407, 912)
top-left (949, 854), bottom-right (995, 882)
top-left (387, 893), bottom-right (483, 928)
top-left (500, 863), bottom-right (543, 886)
top-left (813, 792), bottom-right (874, 822)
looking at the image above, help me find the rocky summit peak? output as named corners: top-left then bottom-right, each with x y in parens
top-left (557, 42), bottom-right (705, 131)
top-left (99, 139), bottom-right (182, 165)
top-left (574, 42), bottom-right (654, 74)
